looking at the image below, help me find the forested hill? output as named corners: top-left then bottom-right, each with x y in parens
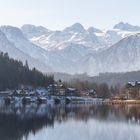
top-left (0, 52), bottom-right (54, 90)
top-left (54, 71), bottom-right (140, 87)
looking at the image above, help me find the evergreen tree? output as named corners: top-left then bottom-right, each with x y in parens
top-left (0, 52), bottom-right (54, 90)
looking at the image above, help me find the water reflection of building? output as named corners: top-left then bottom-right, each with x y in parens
top-left (0, 104), bottom-right (140, 140)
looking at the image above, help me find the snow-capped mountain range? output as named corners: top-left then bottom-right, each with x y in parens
top-left (0, 22), bottom-right (140, 75)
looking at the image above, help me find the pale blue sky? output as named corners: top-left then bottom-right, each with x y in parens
top-left (0, 0), bottom-right (139, 30)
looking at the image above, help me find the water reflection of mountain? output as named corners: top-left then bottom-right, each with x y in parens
top-left (0, 104), bottom-right (140, 140)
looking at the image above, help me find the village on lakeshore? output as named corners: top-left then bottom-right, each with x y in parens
top-left (0, 79), bottom-right (99, 105)
top-left (1, 80), bottom-right (140, 105)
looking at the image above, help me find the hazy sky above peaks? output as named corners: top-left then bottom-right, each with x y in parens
top-left (0, 0), bottom-right (139, 30)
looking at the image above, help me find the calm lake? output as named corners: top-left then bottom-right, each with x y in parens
top-left (0, 102), bottom-right (140, 140)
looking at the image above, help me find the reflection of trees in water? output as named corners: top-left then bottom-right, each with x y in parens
top-left (0, 111), bottom-right (54, 140)
top-left (0, 104), bottom-right (55, 140)
top-left (0, 104), bottom-right (140, 140)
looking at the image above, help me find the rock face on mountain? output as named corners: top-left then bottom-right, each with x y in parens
top-left (0, 22), bottom-right (140, 75)
top-left (114, 22), bottom-right (140, 32)
top-left (0, 26), bottom-right (52, 72)
top-left (21, 24), bottom-right (50, 38)
top-left (102, 33), bottom-right (140, 72)
top-left (78, 33), bottom-right (140, 75)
